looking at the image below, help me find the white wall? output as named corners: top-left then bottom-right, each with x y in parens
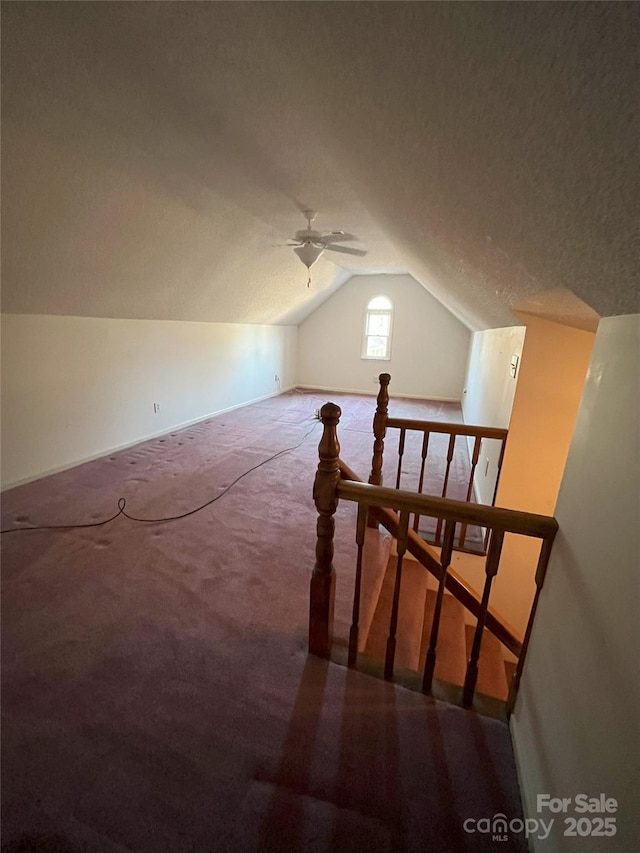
top-left (457, 319), bottom-right (595, 637)
top-left (1, 314), bottom-right (297, 489)
top-left (462, 326), bottom-right (526, 505)
top-left (297, 274), bottom-right (470, 399)
top-left (511, 314), bottom-right (639, 852)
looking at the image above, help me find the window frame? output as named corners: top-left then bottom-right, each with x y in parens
top-left (361, 296), bottom-right (393, 361)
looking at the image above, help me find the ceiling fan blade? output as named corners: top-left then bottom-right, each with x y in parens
top-left (322, 232), bottom-right (357, 244)
top-left (325, 244), bottom-right (367, 257)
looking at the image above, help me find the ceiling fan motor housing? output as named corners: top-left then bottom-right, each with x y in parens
top-left (295, 229), bottom-right (322, 243)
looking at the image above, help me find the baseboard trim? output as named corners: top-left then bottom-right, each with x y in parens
top-left (295, 384), bottom-right (461, 403)
top-left (2, 386), bottom-right (295, 491)
top-left (509, 712), bottom-right (542, 852)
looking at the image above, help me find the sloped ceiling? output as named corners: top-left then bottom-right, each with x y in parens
top-left (1, 2), bottom-right (637, 330)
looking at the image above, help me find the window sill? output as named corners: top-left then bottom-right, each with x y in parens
top-left (361, 355), bottom-right (391, 361)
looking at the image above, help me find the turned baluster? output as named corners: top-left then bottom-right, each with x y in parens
top-left (368, 373), bottom-right (390, 529)
top-left (384, 509), bottom-right (410, 680)
top-left (309, 402), bottom-right (342, 658)
top-left (395, 428), bottom-right (406, 489)
top-left (422, 519), bottom-right (456, 693)
top-left (463, 528), bottom-right (504, 706)
top-left (485, 436), bottom-right (508, 550)
top-left (435, 433), bottom-right (457, 544)
top-left (458, 435), bottom-right (482, 549)
top-left (492, 436), bottom-right (508, 507)
top-left (506, 535), bottom-right (554, 716)
top-left (412, 431), bottom-right (430, 533)
top-left (348, 502), bottom-right (368, 667)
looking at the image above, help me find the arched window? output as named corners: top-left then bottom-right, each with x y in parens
top-left (362, 295), bottom-right (393, 360)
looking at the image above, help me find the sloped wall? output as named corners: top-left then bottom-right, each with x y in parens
top-left (1, 314), bottom-right (297, 489)
top-left (297, 274), bottom-right (470, 400)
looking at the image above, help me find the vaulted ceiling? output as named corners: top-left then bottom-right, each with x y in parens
top-left (1, 2), bottom-right (637, 330)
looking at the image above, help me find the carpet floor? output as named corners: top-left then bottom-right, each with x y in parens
top-left (1, 389), bottom-right (526, 853)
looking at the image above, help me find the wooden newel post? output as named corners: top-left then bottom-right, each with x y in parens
top-left (309, 402), bottom-right (342, 658)
top-left (368, 373), bottom-right (390, 528)
top-left (369, 373), bottom-right (390, 487)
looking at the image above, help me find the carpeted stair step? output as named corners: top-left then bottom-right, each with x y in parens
top-left (357, 528), bottom-right (393, 653)
top-left (418, 589), bottom-right (468, 687)
top-left (464, 623), bottom-right (509, 701)
top-left (351, 537), bottom-right (510, 709)
top-left (364, 552), bottom-right (429, 671)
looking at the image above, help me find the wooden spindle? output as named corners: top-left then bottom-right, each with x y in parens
top-left (485, 436), bottom-right (508, 549)
top-left (423, 519), bottom-right (456, 693)
top-left (309, 402), bottom-right (341, 658)
top-left (463, 528), bottom-right (504, 706)
top-left (506, 535), bottom-right (554, 715)
top-left (368, 373), bottom-right (390, 488)
top-left (412, 431), bottom-right (430, 533)
top-left (459, 435), bottom-right (482, 549)
top-left (492, 436), bottom-right (507, 507)
top-left (395, 428), bottom-right (406, 489)
top-left (348, 503), bottom-right (369, 667)
top-left (384, 509), bottom-right (410, 680)
top-left (435, 433), bottom-right (457, 543)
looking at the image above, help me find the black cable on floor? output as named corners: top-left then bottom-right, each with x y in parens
top-left (0, 418), bottom-right (322, 536)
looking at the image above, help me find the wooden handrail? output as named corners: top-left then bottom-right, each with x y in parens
top-left (338, 479), bottom-right (558, 540)
top-left (386, 417), bottom-right (508, 441)
top-left (339, 458), bottom-right (367, 484)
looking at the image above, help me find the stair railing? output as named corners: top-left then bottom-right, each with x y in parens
top-left (310, 402), bottom-right (558, 714)
top-left (369, 373), bottom-right (508, 552)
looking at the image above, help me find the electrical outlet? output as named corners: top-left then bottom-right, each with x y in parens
top-left (274, 374), bottom-right (280, 383)
top-left (153, 402), bottom-right (161, 413)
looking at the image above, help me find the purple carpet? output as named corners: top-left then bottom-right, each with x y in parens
top-left (1, 389), bottom-right (526, 852)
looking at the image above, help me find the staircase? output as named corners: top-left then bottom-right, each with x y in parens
top-left (333, 533), bottom-right (511, 718)
top-left (309, 377), bottom-right (559, 719)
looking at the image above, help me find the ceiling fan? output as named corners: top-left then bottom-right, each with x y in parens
top-left (283, 210), bottom-right (367, 285)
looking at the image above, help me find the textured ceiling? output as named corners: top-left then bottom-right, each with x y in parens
top-left (1, 2), bottom-right (637, 329)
